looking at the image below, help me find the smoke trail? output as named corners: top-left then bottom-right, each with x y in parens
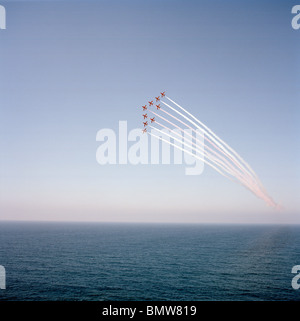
top-left (150, 124), bottom-right (267, 202)
top-left (148, 128), bottom-right (269, 202)
top-left (164, 96), bottom-right (277, 207)
top-left (160, 100), bottom-right (256, 184)
top-left (149, 125), bottom-right (231, 178)
top-left (165, 96), bottom-right (266, 189)
top-left (141, 93), bottom-right (279, 209)
top-left (148, 131), bottom-right (232, 179)
top-left (159, 100), bottom-right (275, 206)
top-left (148, 108), bottom-right (260, 194)
top-left (149, 119), bottom-right (263, 196)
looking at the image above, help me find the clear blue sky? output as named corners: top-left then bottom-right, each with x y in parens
top-left (0, 0), bottom-right (299, 224)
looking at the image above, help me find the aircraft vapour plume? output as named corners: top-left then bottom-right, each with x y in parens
top-left (141, 93), bottom-right (279, 209)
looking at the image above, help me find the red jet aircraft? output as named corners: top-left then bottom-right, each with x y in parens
top-left (156, 104), bottom-right (161, 110)
top-left (143, 121), bottom-right (148, 127)
top-left (148, 101), bottom-right (153, 106)
top-left (142, 105), bottom-right (147, 111)
top-left (150, 117), bottom-right (155, 123)
top-left (143, 114), bottom-right (148, 119)
top-left (155, 96), bottom-right (160, 102)
top-left (160, 91), bottom-right (165, 97)
top-left (142, 128), bottom-right (147, 134)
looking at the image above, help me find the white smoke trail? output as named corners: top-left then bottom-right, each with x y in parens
top-left (148, 130), bottom-right (232, 180)
top-left (149, 125), bottom-right (267, 201)
top-left (163, 96), bottom-right (277, 208)
top-left (148, 129), bottom-right (269, 201)
top-left (142, 93), bottom-right (279, 208)
top-left (150, 120), bottom-right (260, 192)
top-left (159, 100), bottom-right (272, 201)
top-left (149, 125), bottom-right (234, 178)
top-left (148, 109), bottom-right (253, 186)
top-left (149, 106), bottom-right (260, 196)
top-left (160, 100), bottom-right (256, 183)
top-left (165, 96), bottom-right (265, 186)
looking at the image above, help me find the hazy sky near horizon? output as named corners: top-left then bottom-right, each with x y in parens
top-left (0, 0), bottom-right (299, 224)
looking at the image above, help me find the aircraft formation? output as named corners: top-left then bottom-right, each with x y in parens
top-left (141, 92), bottom-right (165, 134)
top-left (138, 91), bottom-right (279, 209)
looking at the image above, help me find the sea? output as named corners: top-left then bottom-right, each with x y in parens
top-left (0, 221), bottom-right (299, 301)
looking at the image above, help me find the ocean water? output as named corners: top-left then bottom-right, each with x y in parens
top-left (0, 222), bottom-right (299, 301)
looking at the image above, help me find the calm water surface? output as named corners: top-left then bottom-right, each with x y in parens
top-left (0, 222), bottom-right (299, 301)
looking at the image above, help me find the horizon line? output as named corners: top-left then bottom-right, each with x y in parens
top-left (0, 219), bottom-right (299, 226)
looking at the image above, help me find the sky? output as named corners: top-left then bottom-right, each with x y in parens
top-left (0, 0), bottom-right (299, 224)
